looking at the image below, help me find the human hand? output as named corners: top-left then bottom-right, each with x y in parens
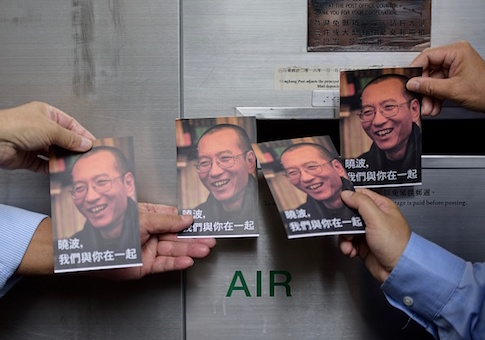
top-left (0, 101), bottom-right (95, 173)
top-left (101, 203), bottom-right (216, 281)
top-left (406, 41), bottom-right (485, 116)
top-left (338, 189), bottom-right (411, 282)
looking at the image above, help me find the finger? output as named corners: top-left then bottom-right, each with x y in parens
top-left (141, 238), bottom-right (197, 274)
top-left (409, 44), bottom-right (454, 70)
top-left (428, 69), bottom-right (448, 80)
top-left (48, 123), bottom-right (94, 152)
top-left (44, 104), bottom-right (94, 152)
top-left (158, 233), bottom-right (217, 248)
top-left (151, 256), bottom-right (195, 272)
top-left (428, 97), bottom-right (443, 116)
top-left (341, 189), bottom-right (382, 217)
top-left (157, 240), bottom-right (213, 259)
top-left (406, 77), bottom-right (453, 101)
top-left (338, 236), bottom-right (357, 257)
top-left (420, 96), bottom-right (443, 116)
top-left (342, 189), bottom-right (400, 227)
top-left (140, 212), bottom-right (194, 234)
top-left (46, 104), bottom-right (95, 139)
top-left (138, 202), bottom-right (178, 215)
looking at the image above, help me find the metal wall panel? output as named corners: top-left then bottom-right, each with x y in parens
top-left (182, 0), bottom-right (485, 118)
top-left (182, 1), bottom-right (485, 338)
top-left (1, 0), bottom-right (485, 339)
top-left (0, 1), bottom-right (185, 339)
top-left (184, 156), bottom-right (485, 339)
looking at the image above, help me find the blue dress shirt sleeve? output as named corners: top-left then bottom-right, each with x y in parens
top-left (0, 204), bottom-right (48, 298)
top-left (381, 232), bottom-right (485, 339)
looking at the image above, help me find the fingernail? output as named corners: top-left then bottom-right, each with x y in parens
top-left (181, 215), bottom-right (193, 222)
top-left (341, 190), bottom-right (354, 199)
top-left (80, 137), bottom-right (92, 151)
top-left (421, 102), bottom-right (430, 115)
top-left (406, 79), bottom-right (420, 92)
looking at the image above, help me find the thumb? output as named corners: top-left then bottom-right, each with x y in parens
top-left (341, 189), bottom-right (385, 227)
top-left (406, 76), bottom-right (451, 100)
top-left (50, 124), bottom-right (93, 152)
top-left (141, 213), bottom-right (193, 235)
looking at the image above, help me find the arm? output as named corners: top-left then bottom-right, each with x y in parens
top-left (0, 204), bottom-right (48, 297)
top-left (1, 102), bottom-right (215, 295)
top-left (16, 217), bottom-right (55, 276)
top-left (339, 189), bottom-right (485, 338)
top-left (382, 232), bottom-right (485, 339)
top-left (0, 101), bottom-right (96, 295)
top-left (2, 202), bottom-right (216, 298)
top-left (406, 41), bottom-right (485, 116)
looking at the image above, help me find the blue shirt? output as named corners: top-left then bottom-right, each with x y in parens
top-left (382, 232), bottom-right (485, 339)
top-left (0, 204), bottom-right (47, 298)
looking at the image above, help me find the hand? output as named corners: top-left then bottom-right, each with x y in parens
top-left (406, 41), bottom-right (485, 116)
top-left (0, 101), bottom-right (95, 173)
top-left (338, 189), bottom-right (411, 282)
top-left (102, 203), bottom-right (216, 281)
top-left (17, 203), bottom-right (216, 279)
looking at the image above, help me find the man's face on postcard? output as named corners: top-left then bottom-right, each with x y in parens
top-left (71, 150), bottom-right (130, 233)
top-left (281, 145), bottom-right (346, 209)
top-left (196, 128), bottom-right (253, 210)
top-left (360, 77), bottom-right (420, 160)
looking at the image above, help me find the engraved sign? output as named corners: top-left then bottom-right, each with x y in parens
top-left (308, 0), bottom-right (431, 52)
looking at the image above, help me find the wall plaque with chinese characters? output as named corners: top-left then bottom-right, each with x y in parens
top-left (308, 0), bottom-right (431, 52)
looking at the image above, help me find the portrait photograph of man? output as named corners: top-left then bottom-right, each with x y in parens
top-left (253, 136), bottom-right (364, 239)
top-left (339, 67), bottom-right (423, 188)
top-left (49, 136), bottom-right (142, 273)
top-left (175, 116), bottom-right (259, 238)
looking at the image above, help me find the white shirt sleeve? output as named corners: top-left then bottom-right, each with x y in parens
top-left (0, 204), bottom-right (48, 298)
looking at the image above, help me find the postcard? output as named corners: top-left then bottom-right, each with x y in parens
top-left (253, 136), bottom-right (364, 239)
top-left (176, 116), bottom-right (259, 238)
top-left (49, 136), bottom-right (142, 273)
top-left (339, 67), bottom-right (423, 188)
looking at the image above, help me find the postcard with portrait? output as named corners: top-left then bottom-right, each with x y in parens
top-left (253, 136), bottom-right (364, 239)
top-left (175, 116), bottom-right (259, 238)
top-left (49, 136), bottom-right (142, 273)
top-left (339, 67), bottom-right (423, 188)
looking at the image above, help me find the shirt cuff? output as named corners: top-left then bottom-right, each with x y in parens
top-left (0, 204), bottom-right (48, 298)
top-left (381, 232), bottom-right (466, 335)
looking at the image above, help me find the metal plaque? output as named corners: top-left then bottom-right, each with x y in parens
top-left (308, 0), bottom-right (431, 52)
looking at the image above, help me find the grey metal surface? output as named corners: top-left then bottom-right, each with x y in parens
top-left (385, 156), bottom-right (485, 265)
top-left (0, 1), bottom-right (184, 339)
top-left (1, 0), bottom-right (485, 339)
top-left (184, 156), bottom-right (485, 339)
top-left (183, 0), bottom-right (485, 118)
